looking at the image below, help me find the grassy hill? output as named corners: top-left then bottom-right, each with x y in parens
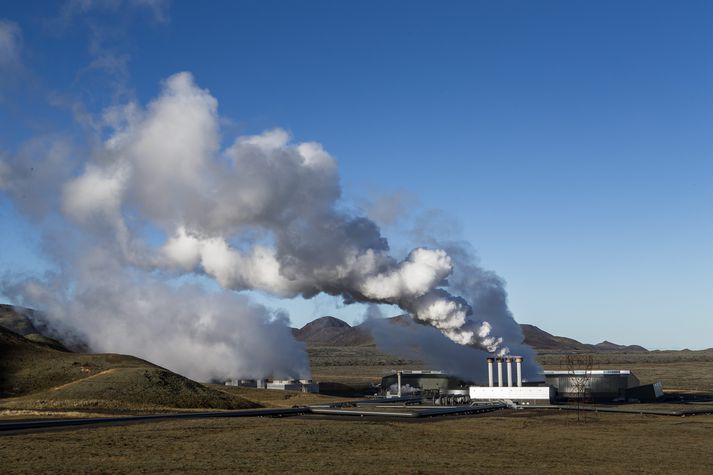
top-left (0, 303), bottom-right (73, 352)
top-left (0, 325), bottom-right (260, 413)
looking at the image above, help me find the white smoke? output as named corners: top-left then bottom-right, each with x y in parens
top-left (0, 71), bottom-right (537, 381)
top-left (3, 250), bottom-right (310, 382)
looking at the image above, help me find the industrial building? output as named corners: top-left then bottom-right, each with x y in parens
top-left (222, 366), bottom-right (662, 402)
top-left (225, 378), bottom-right (319, 393)
top-left (469, 356), bottom-right (552, 405)
top-left (380, 370), bottom-right (464, 397)
top-left (544, 370), bottom-right (663, 402)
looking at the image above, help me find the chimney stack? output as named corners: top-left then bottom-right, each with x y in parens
top-left (487, 357), bottom-right (495, 387)
top-left (515, 356), bottom-right (523, 387)
top-left (497, 357), bottom-right (503, 387)
top-left (506, 357), bottom-right (513, 387)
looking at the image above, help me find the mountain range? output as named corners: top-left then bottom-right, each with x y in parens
top-left (292, 315), bottom-right (648, 353)
top-left (1, 303), bottom-right (647, 354)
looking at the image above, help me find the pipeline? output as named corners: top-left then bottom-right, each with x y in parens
top-left (522, 405), bottom-right (713, 417)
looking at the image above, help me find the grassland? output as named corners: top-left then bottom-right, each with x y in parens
top-left (212, 384), bottom-right (351, 408)
top-left (2, 409), bottom-right (713, 474)
top-left (538, 350), bottom-right (713, 392)
top-left (2, 340), bottom-right (713, 473)
top-left (0, 327), bottom-right (260, 415)
top-left (308, 345), bottom-right (713, 395)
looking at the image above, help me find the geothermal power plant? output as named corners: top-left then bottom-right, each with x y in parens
top-left (223, 355), bottom-right (668, 420)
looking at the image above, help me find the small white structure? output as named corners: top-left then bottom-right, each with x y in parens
top-left (226, 378), bottom-right (319, 393)
top-left (266, 379), bottom-right (303, 391)
top-left (469, 386), bottom-right (553, 405)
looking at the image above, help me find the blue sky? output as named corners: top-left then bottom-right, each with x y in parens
top-left (1, 1), bottom-right (711, 349)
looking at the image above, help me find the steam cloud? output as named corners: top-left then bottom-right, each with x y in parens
top-left (0, 71), bottom-right (538, 382)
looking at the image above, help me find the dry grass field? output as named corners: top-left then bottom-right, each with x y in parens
top-left (1, 409), bottom-right (712, 474)
top-left (212, 384), bottom-right (351, 408)
top-left (3, 330), bottom-right (713, 473)
top-left (309, 345), bottom-right (713, 393)
top-left (538, 351), bottom-right (713, 392)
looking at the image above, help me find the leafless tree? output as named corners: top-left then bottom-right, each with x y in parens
top-left (564, 354), bottom-right (594, 422)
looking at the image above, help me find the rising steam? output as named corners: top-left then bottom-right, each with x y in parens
top-left (0, 72), bottom-right (537, 381)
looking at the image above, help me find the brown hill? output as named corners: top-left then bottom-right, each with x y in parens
top-left (293, 316), bottom-right (648, 353)
top-left (0, 325), bottom-right (259, 411)
top-left (0, 303), bottom-right (38, 335)
top-left (292, 316), bottom-right (373, 346)
top-left (520, 324), bottom-right (647, 353)
top-left (594, 340), bottom-right (648, 352)
top-left (518, 323), bottom-right (584, 351)
top-left (0, 303), bottom-right (73, 351)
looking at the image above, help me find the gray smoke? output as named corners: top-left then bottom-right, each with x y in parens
top-left (0, 71), bottom-right (539, 382)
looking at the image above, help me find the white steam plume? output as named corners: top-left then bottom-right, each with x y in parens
top-left (0, 71), bottom-right (537, 381)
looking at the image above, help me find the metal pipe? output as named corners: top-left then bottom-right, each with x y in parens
top-left (487, 358), bottom-right (494, 387)
top-left (506, 357), bottom-right (513, 387)
top-left (515, 357), bottom-right (523, 387)
top-left (397, 371), bottom-right (402, 398)
top-left (497, 358), bottom-right (503, 387)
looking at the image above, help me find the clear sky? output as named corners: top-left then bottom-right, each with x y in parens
top-left (1, 1), bottom-right (711, 350)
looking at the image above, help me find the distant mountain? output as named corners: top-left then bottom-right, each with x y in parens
top-left (519, 324), bottom-right (583, 351)
top-left (293, 316), bottom-right (648, 353)
top-left (593, 340), bottom-right (648, 352)
top-left (292, 316), bottom-right (373, 346)
top-left (520, 323), bottom-right (647, 353)
top-left (2, 303), bottom-right (648, 354)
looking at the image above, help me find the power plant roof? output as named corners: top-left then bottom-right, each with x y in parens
top-left (543, 370), bottom-right (631, 376)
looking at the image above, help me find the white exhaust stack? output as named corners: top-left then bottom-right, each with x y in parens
top-left (516, 356), bottom-right (523, 387)
top-left (487, 357), bottom-right (495, 387)
top-left (506, 357), bottom-right (513, 387)
top-left (497, 357), bottom-right (503, 387)
top-left (397, 370), bottom-right (402, 397)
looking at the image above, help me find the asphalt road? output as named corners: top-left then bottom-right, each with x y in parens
top-left (0, 402), bottom-right (507, 434)
top-left (0, 407), bottom-right (308, 434)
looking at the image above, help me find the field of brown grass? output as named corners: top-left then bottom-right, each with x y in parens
top-left (2, 409), bottom-right (712, 474)
top-left (538, 351), bottom-right (713, 392)
top-left (2, 341), bottom-right (713, 473)
top-left (212, 385), bottom-right (351, 408)
top-left (309, 345), bottom-right (713, 393)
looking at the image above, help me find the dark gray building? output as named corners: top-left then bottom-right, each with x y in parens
top-left (544, 369), bottom-right (645, 401)
top-left (380, 370), bottom-right (463, 397)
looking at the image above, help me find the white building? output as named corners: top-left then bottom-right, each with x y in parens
top-left (226, 378), bottom-right (319, 393)
top-left (469, 385), bottom-right (553, 405)
top-left (469, 356), bottom-right (553, 405)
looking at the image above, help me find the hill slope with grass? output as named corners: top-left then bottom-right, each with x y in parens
top-left (0, 325), bottom-right (259, 412)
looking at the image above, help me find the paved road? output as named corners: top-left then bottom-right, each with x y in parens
top-left (0, 402), bottom-right (508, 434)
top-left (0, 407), bottom-right (308, 434)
